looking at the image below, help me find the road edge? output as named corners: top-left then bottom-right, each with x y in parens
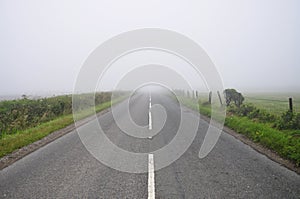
top-left (198, 113), bottom-right (300, 175)
top-left (0, 108), bottom-right (111, 170)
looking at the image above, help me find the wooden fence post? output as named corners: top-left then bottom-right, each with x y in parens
top-left (217, 91), bottom-right (223, 106)
top-left (208, 91), bottom-right (212, 104)
top-left (289, 97), bottom-right (293, 112)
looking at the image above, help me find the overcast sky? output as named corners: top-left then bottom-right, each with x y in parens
top-left (1, 0), bottom-right (300, 95)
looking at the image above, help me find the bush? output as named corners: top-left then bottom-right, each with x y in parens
top-left (276, 111), bottom-right (300, 130)
top-left (238, 104), bottom-right (256, 116)
top-left (224, 88), bottom-right (244, 107)
top-left (228, 103), bottom-right (277, 123)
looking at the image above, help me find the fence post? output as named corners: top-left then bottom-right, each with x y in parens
top-left (208, 91), bottom-right (212, 104)
top-left (289, 97), bottom-right (293, 112)
top-left (217, 91), bottom-right (223, 106)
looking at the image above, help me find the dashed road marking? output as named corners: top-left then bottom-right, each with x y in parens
top-left (148, 154), bottom-right (155, 199)
top-left (149, 94), bottom-right (152, 132)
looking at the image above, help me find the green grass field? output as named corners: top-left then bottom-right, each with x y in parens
top-left (195, 92), bottom-right (300, 115)
top-left (244, 93), bottom-right (300, 115)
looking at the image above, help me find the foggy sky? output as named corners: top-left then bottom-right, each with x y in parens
top-left (1, 0), bottom-right (300, 95)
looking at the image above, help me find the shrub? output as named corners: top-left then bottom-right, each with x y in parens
top-left (228, 103), bottom-right (277, 123)
top-left (224, 89), bottom-right (244, 107)
top-left (277, 111), bottom-right (300, 130)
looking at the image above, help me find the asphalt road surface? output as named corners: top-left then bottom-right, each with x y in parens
top-left (0, 92), bottom-right (299, 198)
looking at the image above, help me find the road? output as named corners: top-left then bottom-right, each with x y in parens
top-left (0, 92), bottom-right (299, 198)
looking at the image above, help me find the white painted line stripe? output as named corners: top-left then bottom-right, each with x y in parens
top-left (149, 95), bottom-right (152, 130)
top-left (149, 111), bottom-right (152, 130)
top-left (148, 154), bottom-right (155, 199)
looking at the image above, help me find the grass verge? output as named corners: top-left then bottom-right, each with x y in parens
top-left (179, 97), bottom-right (300, 167)
top-left (0, 101), bottom-right (113, 158)
top-left (225, 116), bottom-right (300, 166)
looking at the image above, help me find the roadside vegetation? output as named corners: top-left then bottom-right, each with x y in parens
top-left (179, 89), bottom-right (300, 166)
top-left (0, 92), bottom-right (124, 158)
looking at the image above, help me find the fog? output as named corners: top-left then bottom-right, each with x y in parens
top-left (1, 0), bottom-right (300, 96)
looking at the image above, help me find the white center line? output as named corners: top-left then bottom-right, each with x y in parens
top-left (149, 111), bottom-right (152, 130)
top-left (148, 154), bottom-right (155, 199)
top-left (148, 95), bottom-right (152, 131)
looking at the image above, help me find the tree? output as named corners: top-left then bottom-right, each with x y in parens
top-left (224, 89), bottom-right (244, 107)
top-left (21, 94), bottom-right (27, 100)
